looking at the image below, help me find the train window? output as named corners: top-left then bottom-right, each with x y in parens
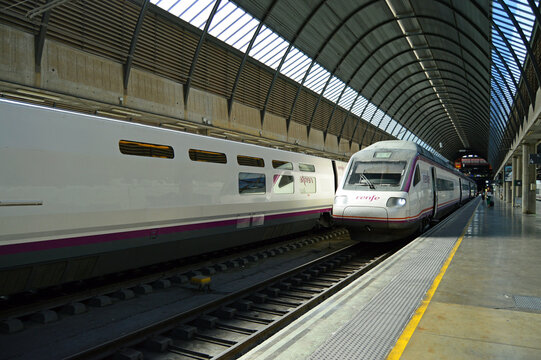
top-left (436, 178), bottom-right (454, 191)
top-left (299, 163), bottom-right (315, 172)
top-left (344, 161), bottom-right (406, 190)
top-left (300, 176), bottom-right (316, 194)
top-left (237, 155), bottom-right (265, 167)
top-left (119, 140), bottom-right (174, 159)
top-left (273, 174), bottom-right (294, 194)
top-left (189, 149), bottom-right (227, 164)
top-left (413, 165), bottom-right (421, 186)
top-left (239, 172), bottom-right (266, 194)
top-left (272, 160), bottom-right (293, 170)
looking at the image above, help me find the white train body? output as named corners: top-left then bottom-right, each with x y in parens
top-left (0, 100), bottom-right (345, 295)
top-left (333, 141), bottom-right (477, 242)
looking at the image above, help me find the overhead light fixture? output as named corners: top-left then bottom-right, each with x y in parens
top-left (16, 89), bottom-right (60, 101)
top-left (111, 108), bottom-right (142, 117)
top-left (1, 92), bottom-right (45, 103)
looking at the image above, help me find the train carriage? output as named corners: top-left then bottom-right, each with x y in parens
top-left (333, 140), bottom-right (476, 242)
top-left (0, 100), bottom-right (346, 295)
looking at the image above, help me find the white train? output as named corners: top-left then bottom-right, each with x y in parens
top-left (0, 100), bottom-right (346, 296)
top-left (333, 140), bottom-right (477, 242)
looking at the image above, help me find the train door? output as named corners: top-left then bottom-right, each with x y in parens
top-left (431, 167), bottom-right (438, 218)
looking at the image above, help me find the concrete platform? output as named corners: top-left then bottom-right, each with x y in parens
top-left (239, 197), bottom-right (541, 359)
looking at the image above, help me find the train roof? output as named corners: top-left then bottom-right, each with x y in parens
top-left (358, 140), bottom-right (473, 181)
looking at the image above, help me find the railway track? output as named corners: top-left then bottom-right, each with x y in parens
top-left (66, 240), bottom-right (399, 360)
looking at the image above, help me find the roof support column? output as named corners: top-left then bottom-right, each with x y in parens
top-left (512, 155), bottom-right (521, 207)
top-left (228, 0), bottom-right (278, 118)
top-left (184, 0), bottom-right (221, 107)
top-left (35, 0), bottom-right (52, 73)
top-left (522, 143), bottom-right (536, 214)
top-left (124, 0), bottom-right (150, 90)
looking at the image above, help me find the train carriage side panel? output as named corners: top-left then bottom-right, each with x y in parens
top-left (0, 100), bottom-right (336, 295)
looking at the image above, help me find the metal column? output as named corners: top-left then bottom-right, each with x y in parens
top-left (522, 143), bottom-right (537, 214)
top-left (512, 156), bottom-right (518, 207)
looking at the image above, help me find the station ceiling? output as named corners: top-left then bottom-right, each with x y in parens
top-left (1, 0), bottom-right (540, 170)
top-left (226, 0), bottom-right (540, 166)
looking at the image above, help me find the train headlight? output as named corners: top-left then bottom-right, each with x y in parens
top-left (334, 195), bottom-right (348, 205)
top-left (386, 197), bottom-right (407, 207)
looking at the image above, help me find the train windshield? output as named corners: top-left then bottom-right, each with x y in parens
top-left (344, 161), bottom-right (407, 190)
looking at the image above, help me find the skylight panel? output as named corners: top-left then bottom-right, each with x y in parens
top-left (323, 77), bottom-right (345, 103)
top-left (249, 27), bottom-right (277, 58)
top-left (364, 103), bottom-right (378, 121)
top-left (338, 87), bottom-right (357, 110)
top-left (257, 39), bottom-right (289, 69)
top-left (191, 0), bottom-right (216, 27)
top-left (352, 97), bottom-right (369, 116)
top-left (379, 115), bottom-right (392, 131)
top-left (152, 0), bottom-right (178, 11)
top-left (303, 65), bottom-right (327, 90)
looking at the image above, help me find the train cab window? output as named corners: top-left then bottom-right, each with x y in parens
top-left (299, 163), bottom-right (315, 172)
top-left (272, 160), bottom-right (293, 170)
top-left (237, 155), bottom-right (265, 167)
top-left (189, 149), bottom-right (227, 164)
top-left (413, 165), bottom-right (421, 186)
top-left (119, 140), bottom-right (174, 159)
top-left (272, 174), bottom-right (294, 194)
top-left (344, 160), bottom-right (406, 190)
top-left (300, 176), bottom-right (316, 194)
top-left (239, 173), bottom-right (266, 194)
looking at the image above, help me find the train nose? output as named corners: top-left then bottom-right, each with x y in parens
top-left (343, 206), bottom-right (388, 221)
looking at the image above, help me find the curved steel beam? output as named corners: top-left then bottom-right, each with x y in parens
top-left (496, 0), bottom-right (541, 96)
top-left (228, 0), bottom-right (279, 117)
top-left (260, 0), bottom-right (328, 125)
top-left (284, 0), bottom-right (383, 131)
top-left (353, 50), bottom-right (491, 147)
top-left (184, 0), bottom-right (221, 106)
top-left (35, 0), bottom-right (53, 73)
top-left (339, 28), bottom-right (491, 143)
top-left (396, 63), bottom-right (495, 134)
top-left (124, 0), bottom-right (150, 89)
top-left (362, 56), bottom-right (492, 145)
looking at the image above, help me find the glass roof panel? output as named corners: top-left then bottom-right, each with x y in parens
top-left (338, 87), bottom-right (357, 109)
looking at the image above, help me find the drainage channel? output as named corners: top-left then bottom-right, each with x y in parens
top-left (67, 241), bottom-right (399, 360)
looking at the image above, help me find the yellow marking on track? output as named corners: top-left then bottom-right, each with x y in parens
top-left (190, 275), bottom-right (211, 285)
top-left (386, 203), bottom-right (479, 360)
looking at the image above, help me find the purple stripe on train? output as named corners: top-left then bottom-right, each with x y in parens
top-left (0, 207), bottom-right (331, 256)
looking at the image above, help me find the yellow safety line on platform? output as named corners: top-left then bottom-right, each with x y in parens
top-left (386, 201), bottom-right (479, 360)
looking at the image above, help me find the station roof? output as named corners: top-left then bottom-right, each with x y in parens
top-left (1, 0), bottom-right (540, 170)
top-left (151, 0), bottom-right (540, 167)
top-left (213, 0), bottom-right (539, 162)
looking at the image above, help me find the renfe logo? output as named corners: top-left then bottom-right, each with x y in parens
top-left (300, 176), bottom-right (314, 184)
top-left (356, 195), bottom-right (380, 202)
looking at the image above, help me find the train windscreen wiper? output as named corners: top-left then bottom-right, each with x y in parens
top-left (359, 172), bottom-right (376, 190)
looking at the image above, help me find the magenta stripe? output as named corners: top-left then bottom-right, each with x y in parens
top-left (403, 156), bottom-right (419, 193)
top-left (0, 208), bottom-right (331, 256)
